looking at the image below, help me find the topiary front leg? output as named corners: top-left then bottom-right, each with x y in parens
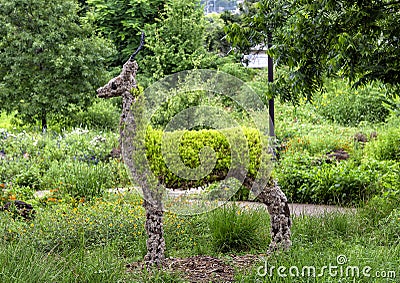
top-left (143, 195), bottom-right (165, 266)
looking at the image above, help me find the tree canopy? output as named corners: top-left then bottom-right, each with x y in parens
top-left (227, 0), bottom-right (400, 102)
top-left (142, 0), bottom-right (217, 82)
top-left (0, 0), bottom-right (115, 130)
top-left (85, 0), bottom-right (165, 66)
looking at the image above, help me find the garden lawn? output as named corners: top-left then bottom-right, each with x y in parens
top-left (0, 192), bottom-right (399, 282)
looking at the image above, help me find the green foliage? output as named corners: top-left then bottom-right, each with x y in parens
top-left (31, 198), bottom-right (146, 253)
top-left (147, 69), bottom-right (256, 130)
top-left (0, 186), bottom-right (35, 206)
top-left (0, 241), bottom-right (67, 283)
top-left (204, 13), bottom-right (231, 55)
top-left (314, 80), bottom-right (391, 126)
top-left (292, 212), bottom-right (359, 245)
top-left (85, 0), bottom-right (164, 66)
top-left (1, 190), bottom-right (400, 281)
top-left (364, 127), bottom-right (400, 161)
top-left (207, 204), bottom-right (268, 252)
top-left (0, 0), bottom-right (115, 131)
top-left (227, 0), bottom-right (400, 102)
top-left (145, 126), bottom-right (265, 189)
top-left (142, 0), bottom-right (217, 82)
top-left (43, 161), bottom-right (112, 200)
top-left (0, 200), bottom-right (143, 282)
top-left (201, 179), bottom-right (250, 201)
top-left (68, 99), bottom-right (120, 130)
top-left (0, 128), bottom-right (131, 200)
top-left (0, 158), bottom-right (41, 190)
top-left (275, 152), bottom-right (381, 205)
top-left (150, 89), bottom-right (208, 130)
top-left (217, 62), bottom-right (258, 82)
top-left (0, 112), bottom-right (14, 130)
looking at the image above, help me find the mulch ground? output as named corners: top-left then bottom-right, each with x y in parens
top-left (127, 254), bottom-right (266, 282)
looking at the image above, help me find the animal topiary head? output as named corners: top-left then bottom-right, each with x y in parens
top-left (97, 33), bottom-right (145, 99)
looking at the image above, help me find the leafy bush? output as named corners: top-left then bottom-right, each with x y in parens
top-left (0, 129), bottom-right (118, 165)
top-left (275, 152), bottom-right (380, 205)
top-left (150, 89), bottom-right (208, 130)
top-left (207, 204), bottom-right (268, 252)
top-left (361, 189), bottom-right (400, 226)
top-left (280, 132), bottom-right (354, 157)
top-left (145, 126), bottom-right (268, 189)
top-left (0, 129), bottom-right (124, 197)
top-left (0, 186), bottom-right (35, 205)
top-left (70, 100), bottom-right (120, 131)
top-left (218, 62), bottom-right (258, 82)
top-left (364, 127), bottom-right (400, 161)
top-left (314, 80), bottom-right (390, 126)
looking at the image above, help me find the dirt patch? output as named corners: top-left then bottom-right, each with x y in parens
top-left (127, 254), bottom-right (265, 282)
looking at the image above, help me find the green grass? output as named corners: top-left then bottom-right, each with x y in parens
top-left (236, 212), bottom-right (400, 282)
top-left (1, 195), bottom-right (399, 282)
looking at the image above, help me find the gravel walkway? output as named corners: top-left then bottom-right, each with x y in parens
top-left (232, 201), bottom-right (355, 216)
top-left (33, 188), bottom-right (356, 216)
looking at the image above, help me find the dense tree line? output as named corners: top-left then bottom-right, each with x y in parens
top-left (1, 0), bottom-right (399, 128)
top-left (227, 0), bottom-right (400, 102)
top-left (0, 0), bottom-right (114, 131)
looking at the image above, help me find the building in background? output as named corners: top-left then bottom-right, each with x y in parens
top-left (202, 0), bottom-right (238, 14)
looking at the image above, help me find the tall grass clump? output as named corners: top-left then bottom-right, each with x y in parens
top-left (42, 161), bottom-right (115, 200)
top-left (208, 204), bottom-right (268, 252)
top-left (0, 240), bottom-right (66, 283)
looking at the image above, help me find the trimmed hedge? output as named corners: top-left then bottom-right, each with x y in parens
top-left (145, 127), bottom-right (268, 189)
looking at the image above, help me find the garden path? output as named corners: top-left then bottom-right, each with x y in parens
top-left (33, 188), bottom-right (356, 216)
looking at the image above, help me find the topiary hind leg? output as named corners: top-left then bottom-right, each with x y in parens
top-left (255, 180), bottom-right (292, 253)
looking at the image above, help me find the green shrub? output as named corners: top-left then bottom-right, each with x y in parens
top-left (281, 133), bottom-right (354, 157)
top-left (314, 79), bottom-right (390, 126)
top-left (145, 126), bottom-right (268, 189)
top-left (0, 129), bottom-right (123, 197)
top-left (275, 152), bottom-right (379, 205)
top-left (208, 204), bottom-right (268, 252)
top-left (364, 127), bottom-right (400, 161)
top-left (149, 89), bottom-right (207, 130)
top-left (218, 62), bottom-right (258, 82)
top-left (274, 152), bottom-right (315, 203)
top-left (361, 190), bottom-right (400, 226)
top-left (0, 186), bottom-right (35, 206)
top-left (71, 100), bottom-right (119, 130)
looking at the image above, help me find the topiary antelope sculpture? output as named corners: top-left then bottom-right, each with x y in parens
top-left (97, 33), bottom-right (291, 266)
